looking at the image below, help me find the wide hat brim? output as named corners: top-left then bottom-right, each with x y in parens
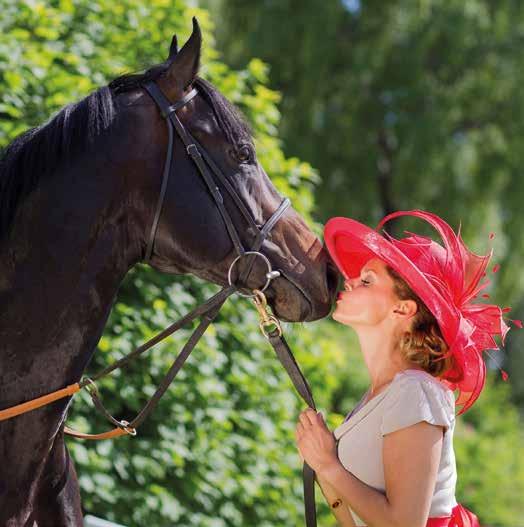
top-left (324, 216), bottom-right (461, 349)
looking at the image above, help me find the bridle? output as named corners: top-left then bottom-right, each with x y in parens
top-left (0, 80), bottom-right (319, 527)
top-left (142, 81), bottom-right (291, 301)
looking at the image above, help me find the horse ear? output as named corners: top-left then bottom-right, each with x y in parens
top-left (168, 34), bottom-right (178, 60)
top-left (167, 17), bottom-right (201, 90)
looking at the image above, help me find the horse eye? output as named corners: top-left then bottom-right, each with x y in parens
top-left (237, 144), bottom-right (253, 163)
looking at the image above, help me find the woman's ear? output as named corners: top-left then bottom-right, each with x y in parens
top-left (393, 299), bottom-right (418, 319)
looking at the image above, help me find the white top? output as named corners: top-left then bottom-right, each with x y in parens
top-left (333, 369), bottom-right (458, 526)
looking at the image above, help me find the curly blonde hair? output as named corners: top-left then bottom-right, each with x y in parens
top-left (385, 265), bottom-right (456, 378)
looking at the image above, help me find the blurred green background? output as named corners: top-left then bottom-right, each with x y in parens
top-left (1, 1), bottom-right (523, 525)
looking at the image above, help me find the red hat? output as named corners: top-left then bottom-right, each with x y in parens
top-left (324, 209), bottom-right (522, 415)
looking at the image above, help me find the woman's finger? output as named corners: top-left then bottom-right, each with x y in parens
top-left (298, 411), bottom-right (313, 428)
top-left (300, 408), bottom-right (318, 427)
top-left (295, 423), bottom-right (303, 438)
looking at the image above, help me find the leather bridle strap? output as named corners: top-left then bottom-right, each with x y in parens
top-left (126, 297), bottom-right (225, 429)
top-left (0, 285), bottom-right (235, 428)
top-left (142, 82), bottom-right (248, 259)
top-left (143, 87), bottom-right (200, 262)
top-left (82, 285), bottom-right (236, 385)
top-left (141, 81), bottom-right (292, 292)
top-left (268, 330), bottom-right (318, 526)
top-left (185, 132), bottom-right (292, 286)
top-left (235, 196), bottom-right (290, 288)
top-left (65, 295), bottom-right (227, 439)
top-left (144, 112), bottom-right (173, 262)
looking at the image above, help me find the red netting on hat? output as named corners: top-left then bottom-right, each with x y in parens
top-left (377, 210), bottom-right (520, 415)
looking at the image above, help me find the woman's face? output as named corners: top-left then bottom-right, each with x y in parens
top-left (332, 257), bottom-right (400, 328)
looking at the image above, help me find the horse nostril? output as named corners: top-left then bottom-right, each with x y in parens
top-left (326, 260), bottom-right (340, 296)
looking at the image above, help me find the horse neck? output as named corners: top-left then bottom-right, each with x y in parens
top-left (0, 159), bottom-right (140, 407)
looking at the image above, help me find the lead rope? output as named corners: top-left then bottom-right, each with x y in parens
top-left (252, 289), bottom-right (318, 527)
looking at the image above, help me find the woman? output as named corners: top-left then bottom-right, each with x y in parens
top-left (295, 210), bottom-right (520, 527)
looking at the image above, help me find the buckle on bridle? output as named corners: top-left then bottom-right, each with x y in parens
top-left (186, 144), bottom-right (200, 156)
top-left (83, 377), bottom-right (99, 397)
top-left (118, 420), bottom-right (137, 436)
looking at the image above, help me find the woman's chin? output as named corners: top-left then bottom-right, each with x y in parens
top-left (332, 310), bottom-right (353, 326)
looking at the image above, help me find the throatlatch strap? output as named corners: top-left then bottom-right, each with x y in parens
top-left (144, 118), bottom-right (173, 262)
top-left (141, 83), bottom-right (199, 262)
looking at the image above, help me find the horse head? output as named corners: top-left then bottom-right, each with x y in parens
top-left (112, 18), bottom-right (338, 321)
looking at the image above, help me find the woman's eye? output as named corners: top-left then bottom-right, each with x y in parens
top-left (361, 279), bottom-right (370, 286)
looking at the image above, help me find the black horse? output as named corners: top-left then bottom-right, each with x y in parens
top-left (0, 19), bottom-right (337, 526)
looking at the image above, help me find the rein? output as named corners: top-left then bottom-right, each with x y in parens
top-left (0, 80), bottom-right (319, 527)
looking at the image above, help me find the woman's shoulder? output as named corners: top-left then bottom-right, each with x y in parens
top-left (380, 369), bottom-right (456, 436)
top-left (391, 369), bottom-right (455, 400)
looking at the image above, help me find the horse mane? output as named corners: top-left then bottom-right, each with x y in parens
top-left (0, 87), bottom-right (116, 243)
top-left (0, 59), bottom-right (253, 244)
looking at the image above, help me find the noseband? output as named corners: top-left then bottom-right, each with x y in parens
top-left (0, 80), bottom-right (319, 527)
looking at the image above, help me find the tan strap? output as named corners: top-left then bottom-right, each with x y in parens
top-left (0, 381), bottom-right (137, 441)
top-left (0, 383), bottom-right (80, 422)
top-left (63, 425), bottom-right (135, 440)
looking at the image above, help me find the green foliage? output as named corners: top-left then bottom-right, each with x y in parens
top-left (209, 0), bottom-right (524, 401)
top-left (0, 0), bottom-right (202, 140)
top-left (454, 374), bottom-right (524, 524)
top-left (67, 272), bottom-right (355, 526)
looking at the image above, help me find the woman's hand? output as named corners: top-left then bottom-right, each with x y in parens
top-left (295, 408), bottom-right (340, 474)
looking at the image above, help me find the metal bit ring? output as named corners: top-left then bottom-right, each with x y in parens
top-left (227, 251), bottom-right (280, 298)
top-left (119, 420), bottom-right (137, 436)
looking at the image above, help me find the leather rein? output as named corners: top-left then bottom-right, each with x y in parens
top-left (0, 80), bottom-right (319, 527)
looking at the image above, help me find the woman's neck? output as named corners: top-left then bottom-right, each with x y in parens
top-left (356, 328), bottom-right (422, 400)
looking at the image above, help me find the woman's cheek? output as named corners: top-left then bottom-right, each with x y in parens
top-left (333, 294), bottom-right (368, 324)
top-left (339, 291), bottom-right (389, 326)
top-left (363, 294), bottom-right (392, 325)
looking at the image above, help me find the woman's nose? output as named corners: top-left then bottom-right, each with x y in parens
top-left (344, 280), bottom-right (355, 291)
